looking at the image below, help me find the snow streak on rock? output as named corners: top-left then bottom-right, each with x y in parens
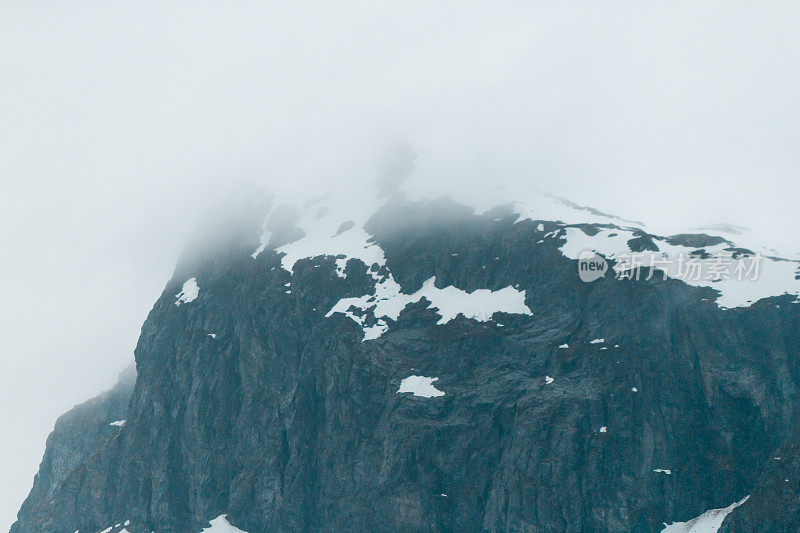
top-left (250, 202), bottom-right (274, 259)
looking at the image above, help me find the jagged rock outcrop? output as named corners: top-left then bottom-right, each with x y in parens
top-left (12, 190), bottom-right (800, 532)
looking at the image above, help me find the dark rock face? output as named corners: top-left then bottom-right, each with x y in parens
top-left (12, 197), bottom-right (800, 532)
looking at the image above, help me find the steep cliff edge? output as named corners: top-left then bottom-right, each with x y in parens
top-left (13, 365), bottom-right (135, 532)
top-left (12, 188), bottom-right (800, 532)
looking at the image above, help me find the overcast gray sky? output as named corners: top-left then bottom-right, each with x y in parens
top-left (1, 1), bottom-right (799, 528)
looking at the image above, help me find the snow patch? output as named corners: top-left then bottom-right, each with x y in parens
top-left (175, 278), bottom-right (199, 306)
top-left (202, 515), bottom-right (248, 532)
top-left (327, 276), bottom-right (532, 341)
top-left (335, 257), bottom-right (349, 278)
top-left (362, 322), bottom-right (389, 340)
top-left (273, 194), bottom-right (386, 275)
top-left (661, 496), bottom-right (749, 533)
top-left (397, 376), bottom-right (445, 398)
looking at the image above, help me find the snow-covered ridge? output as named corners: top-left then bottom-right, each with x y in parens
top-left (557, 226), bottom-right (800, 308)
top-left (246, 161), bottom-right (798, 337)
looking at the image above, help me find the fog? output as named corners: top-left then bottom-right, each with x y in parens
top-left (2, 1), bottom-right (799, 528)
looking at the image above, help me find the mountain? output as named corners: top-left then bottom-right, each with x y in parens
top-left (11, 173), bottom-right (800, 532)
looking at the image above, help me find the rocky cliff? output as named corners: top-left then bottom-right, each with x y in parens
top-left (12, 183), bottom-right (800, 532)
